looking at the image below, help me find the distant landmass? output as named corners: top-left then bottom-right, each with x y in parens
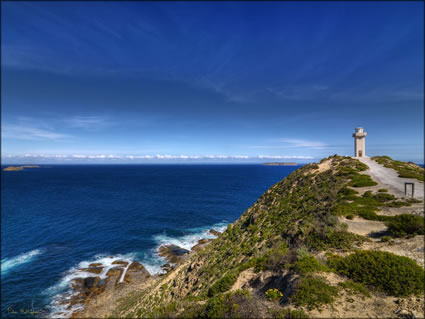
top-left (3, 165), bottom-right (40, 171)
top-left (263, 162), bottom-right (297, 166)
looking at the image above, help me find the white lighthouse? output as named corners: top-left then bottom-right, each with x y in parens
top-left (352, 127), bottom-right (367, 157)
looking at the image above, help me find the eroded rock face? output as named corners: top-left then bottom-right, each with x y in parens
top-left (191, 238), bottom-right (212, 252)
top-left (65, 259), bottom-right (152, 317)
top-left (123, 261), bottom-right (150, 283)
top-left (158, 244), bottom-right (190, 264)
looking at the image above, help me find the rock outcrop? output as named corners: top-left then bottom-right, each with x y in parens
top-left (158, 244), bottom-right (190, 264)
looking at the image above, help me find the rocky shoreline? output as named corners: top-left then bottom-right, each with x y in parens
top-left (55, 229), bottom-right (222, 318)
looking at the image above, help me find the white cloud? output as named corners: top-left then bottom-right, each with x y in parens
top-left (2, 153), bottom-right (314, 161)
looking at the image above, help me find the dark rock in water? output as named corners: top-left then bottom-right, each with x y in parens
top-left (112, 260), bottom-right (129, 266)
top-left (158, 244), bottom-right (190, 264)
top-left (84, 277), bottom-right (99, 289)
top-left (161, 263), bottom-right (174, 273)
top-left (124, 261), bottom-right (151, 283)
top-left (83, 266), bottom-right (103, 274)
top-left (88, 263), bottom-right (103, 267)
top-left (69, 276), bottom-right (104, 306)
top-left (208, 229), bottom-right (221, 237)
top-left (191, 238), bottom-right (212, 252)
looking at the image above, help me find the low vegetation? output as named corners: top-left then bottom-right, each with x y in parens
top-left (372, 155), bottom-right (424, 181)
top-left (327, 251), bottom-right (424, 297)
top-left (110, 155), bottom-right (425, 318)
top-left (291, 276), bottom-right (339, 309)
top-left (386, 214), bottom-right (425, 237)
top-left (338, 280), bottom-right (371, 298)
top-left (180, 290), bottom-right (255, 318)
top-left (293, 254), bottom-right (328, 275)
top-left (334, 188), bottom-right (416, 222)
top-left (271, 309), bottom-right (310, 319)
top-left (208, 271), bottom-right (239, 297)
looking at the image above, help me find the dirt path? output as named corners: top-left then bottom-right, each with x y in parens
top-left (357, 157), bottom-right (424, 200)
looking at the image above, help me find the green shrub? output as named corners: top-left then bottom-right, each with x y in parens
top-left (338, 280), bottom-right (371, 298)
top-left (272, 309), bottom-right (310, 319)
top-left (381, 235), bottom-right (392, 242)
top-left (294, 254), bottom-right (328, 274)
top-left (386, 214), bottom-right (425, 237)
top-left (385, 201), bottom-right (411, 208)
top-left (362, 191), bottom-right (373, 198)
top-left (208, 271), bottom-right (239, 297)
top-left (378, 188), bottom-right (388, 192)
top-left (338, 187), bottom-right (359, 196)
top-left (373, 193), bottom-right (396, 202)
top-left (346, 214), bottom-right (354, 220)
top-left (291, 276), bottom-right (339, 309)
top-left (265, 288), bottom-right (283, 302)
top-left (307, 230), bottom-right (367, 251)
top-left (357, 209), bottom-right (392, 222)
top-left (349, 174), bottom-right (377, 187)
top-left (253, 243), bottom-right (288, 272)
top-left (407, 198), bottom-right (422, 204)
top-left (204, 290), bottom-right (253, 318)
top-left (327, 250), bottom-right (424, 296)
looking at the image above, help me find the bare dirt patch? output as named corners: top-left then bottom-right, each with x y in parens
top-left (339, 216), bottom-right (387, 237)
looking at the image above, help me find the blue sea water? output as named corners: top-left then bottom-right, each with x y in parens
top-left (1, 164), bottom-right (299, 317)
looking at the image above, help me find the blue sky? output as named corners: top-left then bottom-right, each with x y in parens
top-left (1, 1), bottom-right (423, 163)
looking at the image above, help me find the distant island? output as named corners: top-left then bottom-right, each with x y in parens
top-left (3, 165), bottom-right (40, 171)
top-left (264, 162), bottom-right (297, 166)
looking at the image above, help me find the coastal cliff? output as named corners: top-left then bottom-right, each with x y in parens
top-left (75, 155), bottom-right (425, 318)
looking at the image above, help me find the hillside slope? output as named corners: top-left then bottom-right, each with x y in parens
top-left (77, 155), bottom-right (424, 319)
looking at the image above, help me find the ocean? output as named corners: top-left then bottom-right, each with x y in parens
top-left (1, 164), bottom-right (300, 317)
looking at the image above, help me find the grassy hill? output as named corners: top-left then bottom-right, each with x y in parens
top-left (105, 155), bottom-right (424, 318)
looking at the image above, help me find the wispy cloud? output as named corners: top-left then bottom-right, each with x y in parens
top-left (64, 116), bottom-right (113, 130)
top-left (267, 85), bottom-right (329, 101)
top-left (2, 114), bottom-right (113, 142)
top-left (250, 138), bottom-right (327, 150)
top-left (2, 124), bottom-right (72, 141)
top-left (279, 138), bottom-right (327, 148)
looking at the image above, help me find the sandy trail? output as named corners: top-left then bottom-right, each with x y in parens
top-left (357, 157), bottom-right (424, 200)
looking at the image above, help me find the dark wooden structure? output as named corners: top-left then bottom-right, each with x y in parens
top-left (404, 182), bottom-right (415, 197)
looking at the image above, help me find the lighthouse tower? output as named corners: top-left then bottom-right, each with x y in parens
top-left (352, 127), bottom-right (367, 157)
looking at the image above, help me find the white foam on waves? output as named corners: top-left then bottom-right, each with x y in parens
top-left (1, 249), bottom-right (43, 276)
top-left (147, 221), bottom-right (228, 272)
top-left (44, 253), bottom-right (136, 318)
top-left (153, 221), bottom-right (228, 250)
